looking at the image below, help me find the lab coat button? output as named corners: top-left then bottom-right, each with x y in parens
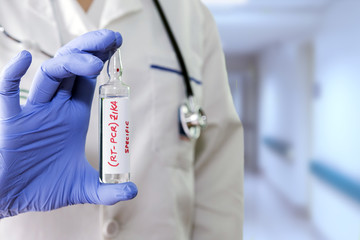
top-left (103, 219), bottom-right (120, 238)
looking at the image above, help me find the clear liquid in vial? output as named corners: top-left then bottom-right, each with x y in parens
top-left (99, 97), bottom-right (130, 184)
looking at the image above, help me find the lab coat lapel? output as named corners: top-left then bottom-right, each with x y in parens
top-left (99, 0), bottom-right (143, 28)
top-left (26, 0), bottom-right (96, 42)
top-left (25, 0), bottom-right (54, 21)
top-left (25, 0), bottom-right (143, 32)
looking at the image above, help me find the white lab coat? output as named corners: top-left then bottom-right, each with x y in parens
top-left (0, 0), bottom-right (244, 239)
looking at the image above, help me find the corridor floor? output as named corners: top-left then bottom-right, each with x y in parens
top-left (243, 173), bottom-right (325, 240)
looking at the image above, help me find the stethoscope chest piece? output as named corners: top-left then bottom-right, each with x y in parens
top-left (178, 97), bottom-right (207, 140)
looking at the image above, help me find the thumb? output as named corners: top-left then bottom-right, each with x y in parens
top-left (96, 182), bottom-right (138, 205)
top-left (0, 50), bottom-right (32, 119)
top-left (83, 165), bottom-right (138, 205)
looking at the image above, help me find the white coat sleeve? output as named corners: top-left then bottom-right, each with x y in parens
top-left (191, 5), bottom-right (244, 240)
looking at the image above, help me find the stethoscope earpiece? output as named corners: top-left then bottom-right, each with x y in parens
top-left (178, 97), bottom-right (207, 140)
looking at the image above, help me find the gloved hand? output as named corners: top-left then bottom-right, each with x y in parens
top-left (0, 29), bottom-right (137, 218)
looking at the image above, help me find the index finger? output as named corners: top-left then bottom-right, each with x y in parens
top-left (55, 29), bottom-right (122, 62)
top-left (27, 53), bottom-right (103, 105)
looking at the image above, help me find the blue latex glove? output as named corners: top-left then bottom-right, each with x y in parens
top-left (0, 29), bottom-right (137, 218)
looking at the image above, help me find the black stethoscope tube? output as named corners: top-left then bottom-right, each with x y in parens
top-left (152, 0), bottom-right (194, 98)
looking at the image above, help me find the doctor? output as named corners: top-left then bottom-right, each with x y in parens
top-left (0, 0), bottom-right (244, 239)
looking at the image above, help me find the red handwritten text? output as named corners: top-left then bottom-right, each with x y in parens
top-left (108, 101), bottom-right (119, 167)
top-left (125, 121), bottom-right (130, 154)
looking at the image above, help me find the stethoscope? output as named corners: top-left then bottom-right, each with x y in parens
top-left (0, 0), bottom-right (207, 140)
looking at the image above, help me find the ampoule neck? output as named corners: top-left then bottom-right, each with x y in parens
top-left (109, 71), bottom-right (123, 83)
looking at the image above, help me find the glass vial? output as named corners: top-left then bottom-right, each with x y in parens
top-left (99, 49), bottom-right (130, 183)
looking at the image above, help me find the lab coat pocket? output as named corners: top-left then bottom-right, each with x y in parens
top-left (149, 55), bottom-right (203, 170)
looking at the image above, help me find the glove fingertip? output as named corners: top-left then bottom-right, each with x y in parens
top-left (93, 56), bottom-right (104, 72)
top-left (97, 182), bottom-right (138, 205)
top-left (111, 181), bottom-right (138, 202)
top-left (1, 50), bottom-right (32, 80)
top-left (115, 32), bottom-right (122, 48)
top-left (13, 50), bottom-right (32, 68)
top-left (121, 182), bottom-right (138, 199)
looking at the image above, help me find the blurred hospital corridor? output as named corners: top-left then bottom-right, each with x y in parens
top-left (243, 173), bottom-right (325, 240)
top-left (203, 0), bottom-right (360, 239)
